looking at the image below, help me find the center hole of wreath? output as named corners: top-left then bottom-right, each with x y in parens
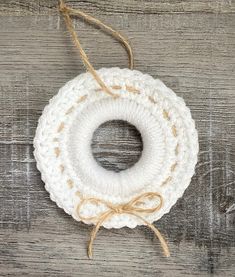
top-left (91, 120), bottom-right (143, 172)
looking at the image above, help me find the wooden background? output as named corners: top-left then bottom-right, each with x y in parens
top-left (0, 0), bottom-right (234, 276)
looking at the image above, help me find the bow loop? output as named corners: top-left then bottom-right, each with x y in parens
top-left (127, 192), bottom-right (163, 214)
top-left (76, 197), bottom-right (110, 222)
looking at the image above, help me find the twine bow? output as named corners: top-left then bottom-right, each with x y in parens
top-left (76, 192), bottom-right (170, 258)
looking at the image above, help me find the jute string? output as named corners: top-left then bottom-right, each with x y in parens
top-left (59, 0), bottom-right (133, 97)
top-left (59, 0), bottom-right (170, 259)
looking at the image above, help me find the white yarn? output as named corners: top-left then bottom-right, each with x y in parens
top-left (68, 98), bottom-right (169, 198)
top-left (34, 67), bottom-right (199, 229)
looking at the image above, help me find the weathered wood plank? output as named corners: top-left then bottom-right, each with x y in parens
top-left (0, 0), bottom-right (234, 276)
top-left (0, 0), bottom-right (234, 15)
top-left (0, 228), bottom-right (234, 276)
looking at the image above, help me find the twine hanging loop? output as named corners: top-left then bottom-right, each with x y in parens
top-left (59, 0), bottom-right (134, 97)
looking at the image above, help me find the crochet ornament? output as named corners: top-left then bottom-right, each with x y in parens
top-left (34, 0), bottom-right (198, 258)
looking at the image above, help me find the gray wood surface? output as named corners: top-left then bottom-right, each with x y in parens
top-left (0, 0), bottom-right (234, 276)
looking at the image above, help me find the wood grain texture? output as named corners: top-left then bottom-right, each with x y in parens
top-left (0, 0), bottom-right (234, 276)
top-left (0, 0), bottom-right (235, 15)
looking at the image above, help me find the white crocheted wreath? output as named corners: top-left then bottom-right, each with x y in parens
top-left (34, 67), bottom-right (198, 229)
